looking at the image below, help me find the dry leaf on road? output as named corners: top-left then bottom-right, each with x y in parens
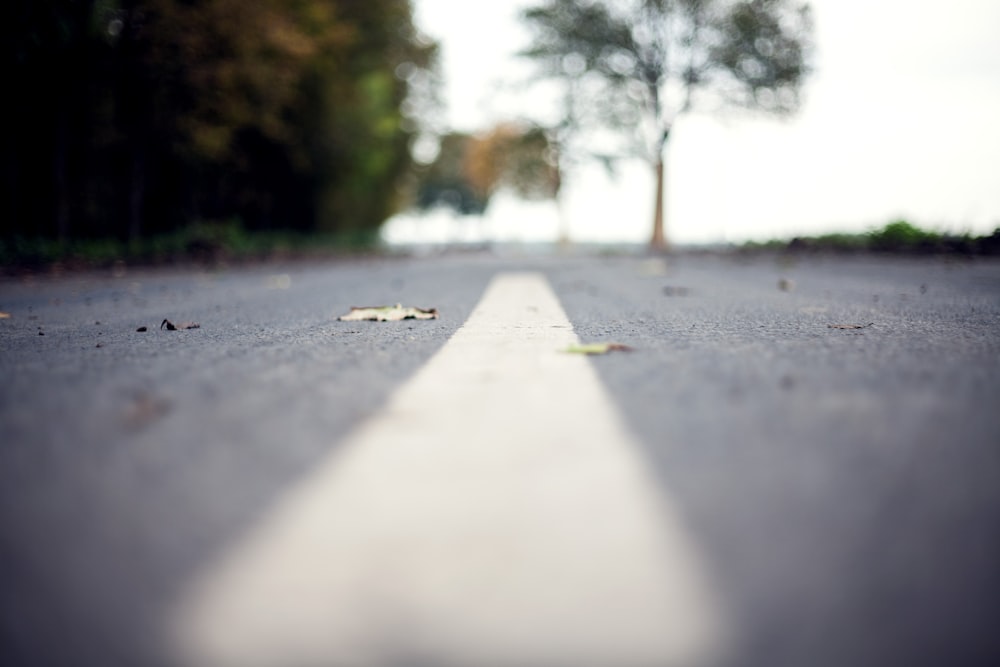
top-left (161, 319), bottom-right (200, 330)
top-left (338, 304), bottom-right (438, 322)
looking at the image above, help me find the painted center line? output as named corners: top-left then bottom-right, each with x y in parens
top-left (169, 271), bottom-right (727, 667)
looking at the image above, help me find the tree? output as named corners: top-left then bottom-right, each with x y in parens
top-left (521, 0), bottom-right (813, 250)
top-left (141, 0), bottom-right (435, 238)
top-left (465, 123), bottom-right (559, 206)
top-left (1, 0), bottom-right (436, 248)
top-left (412, 123), bottom-right (558, 217)
top-left (412, 132), bottom-right (490, 215)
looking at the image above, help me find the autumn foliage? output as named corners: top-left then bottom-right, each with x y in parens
top-left (414, 123), bottom-right (559, 215)
top-left (2, 0), bottom-right (435, 245)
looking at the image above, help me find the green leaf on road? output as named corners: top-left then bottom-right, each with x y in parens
top-left (563, 342), bottom-right (633, 355)
top-left (338, 304), bottom-right (439, 322)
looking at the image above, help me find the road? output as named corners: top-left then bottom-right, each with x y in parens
top-left (1, 251), bottom-right (999, 667)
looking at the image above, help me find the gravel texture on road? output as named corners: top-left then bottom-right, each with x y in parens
top-left (551, 254), bottom-right (1000, 667)
top-left (1, 252), bottom-right (998, 667)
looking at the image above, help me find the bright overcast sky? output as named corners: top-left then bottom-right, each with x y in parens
top-left (386, 0), bottom-right (1000, 245)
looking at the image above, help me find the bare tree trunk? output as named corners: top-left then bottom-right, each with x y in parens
top-left (4, 135), bottom-right (18, 235)
top-left (128, 145), bottom-right (145, 244)
top-left (55, 111), bottom-right (71, 242)
top-left (649, 157), bottom-right (668, 252)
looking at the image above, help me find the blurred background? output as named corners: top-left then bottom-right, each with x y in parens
top-left (389, 0), bottom-right (1000, 246)
top-left (3, 0), bottom-right (999, 263)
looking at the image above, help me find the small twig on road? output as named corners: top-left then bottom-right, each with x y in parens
top-left (827, 323), bottom-right (874, 330)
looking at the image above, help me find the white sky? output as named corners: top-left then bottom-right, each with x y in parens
top-left (384, 0), bottom-right (1000, 245)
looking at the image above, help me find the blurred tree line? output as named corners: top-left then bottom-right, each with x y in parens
top-left (412, 123), bottom-right (559, 216)
top-left (1, 0), bottom-right (436, 248)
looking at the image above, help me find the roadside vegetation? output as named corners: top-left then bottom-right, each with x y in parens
top-left (3, 0), bottom-right (436, 257)
top-left (3, 3), bottom-right (995, 272)
top-left (739, 220), bottom-right (1000, 256)
top-left (0, 220), bottom-right (386, 273)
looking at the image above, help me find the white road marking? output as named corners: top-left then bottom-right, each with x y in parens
top-left (169, 272), bottom-right (727, 667)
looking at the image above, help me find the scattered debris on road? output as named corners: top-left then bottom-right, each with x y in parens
top-left (0, 312), bottom-right (11, 319)
top-left (564, 342), bottom-right (633, 355)
top-left (337, 304), bottom-right (438, 322)
top-left (827, 323), bottom-right (874, 330)
top-left (161, 319), bottom-right (201, 330)
top-left (136, 326), bottom-right (148, 332)
top-left (662, 285), bottom-right (692, 297)
top-left (778, 277), bottom-right (795, 292)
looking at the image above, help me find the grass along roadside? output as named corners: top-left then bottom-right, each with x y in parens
top-left (0, 220), bottom-right (384, 274)
top-left (5, 219), bottom-right (999, 275)
top-left (739, 220), bottom-right (1000, 256)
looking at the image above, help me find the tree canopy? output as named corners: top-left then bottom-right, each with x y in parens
top-left (412, 124), bottom-right (558, 216)
top-left (1, 0), bottom-right (436, 247)
top-left (521, 0), bottom-right (813, 249)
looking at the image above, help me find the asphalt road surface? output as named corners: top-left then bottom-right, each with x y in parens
top-left (1, 251), bottom-right (998, 667)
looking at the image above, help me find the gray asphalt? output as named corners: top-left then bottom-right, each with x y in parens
top-left (1, 251), bottom-right (999, 667)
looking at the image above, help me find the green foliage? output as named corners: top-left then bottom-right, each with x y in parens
top-left (805, 232), bottom-right (870, 252)
top-left (0, 219), bottom-right (383, 269)
top-left (1, 0), bottom-right (436, 246)
top-left (410, 124), bottom-right (559, 215)
top-left (712, 0), bottom-right (813, 112)
top-left (520, 0), bottom-right (813, 159)
top-left (412, 133), bottom-right (490, 215)
top-left (493, 126), bottom-right (561, 201)
top-left (742, 220), bottom-right (1000, 255)
top-left (867, 219), bottom-right (941, 250)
